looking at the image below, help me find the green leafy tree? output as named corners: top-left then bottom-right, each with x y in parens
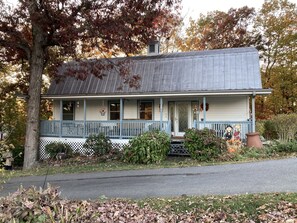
top-left (254, 0), bottom-right (297, 117)
top-left (0, 0), bottom-right (181, 169)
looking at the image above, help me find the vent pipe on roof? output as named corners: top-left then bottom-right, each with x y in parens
top-left (147, 41), bottom-right (160, 55)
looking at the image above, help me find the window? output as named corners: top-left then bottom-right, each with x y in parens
top-left (149, 44), bottom-right (156, 53)
top-left (139, 101), bottom-right (153, 120)
top-left (148, 42), bottom-right (159, 54)
top-left (109, 101), bottom-right (120, 120)
top-left (63, 101), bottom-right (75, 120)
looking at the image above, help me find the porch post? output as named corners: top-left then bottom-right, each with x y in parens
top-left (83, 99), bottom-right (86, 138)
top-left (159, 97), bottom-right (163, 131)
top-left (203, 96), bottom-right (206, 128)
top-left (251, 93), bottom-right (256, 132)
top-left (196, 100), bottom-right (199, 129)
top-left (59, 100), bottom-right (63, 138)
top-left (120, 98), bottom-right (123, 139)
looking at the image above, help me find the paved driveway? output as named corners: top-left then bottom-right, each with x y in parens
top-left (1, 158), bottom-right (297, 199)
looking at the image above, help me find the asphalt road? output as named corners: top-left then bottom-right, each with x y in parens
top-left (1, 158), bottom-right (297, 200)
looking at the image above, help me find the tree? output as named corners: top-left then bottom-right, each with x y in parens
top-left (0, 67), bottom-right (27, 148)
top-left (0, 0), bottom-right (181, 169)
top-left (177, 6), bottom-right (259, 51)
top-left (254, 0), bottom-right (297, 117)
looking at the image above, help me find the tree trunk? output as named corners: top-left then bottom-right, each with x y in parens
top-left (23, 33), bottom-right (45, 170)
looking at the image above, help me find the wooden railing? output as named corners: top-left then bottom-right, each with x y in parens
top-left (40, 120), bottom-right (171, 138)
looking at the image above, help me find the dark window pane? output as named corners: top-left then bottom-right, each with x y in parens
top-left (63, 101), bottom-right (74, 120)
top-left (109, 101), bottom-right (120, 120)
top-left (149, 44), bottom-right (155, 53)
top-left (139, 101), bottom-right (153, 120)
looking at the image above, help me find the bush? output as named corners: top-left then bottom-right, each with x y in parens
top-left (256, 121), bottom-right (265, 136)
top-left (45, 142), bottom-right (73, 159)
top-left (83, 133), bottom-right (112, 156)
top-left (219, 146), bottom-right (278, 162)
top-left (123, 131), bottom-right (170, 164)
top-left (263, 120), bottom-right (278, 140)
top-left (0, 141), bottom-right (15, 169)
top-left (12, 146), bottom-right (24, 167)
top-left (184, 128), bottom-right (227, 161)
top-left (270, 114), bottom-right (297, 142)
top-left (271, 141), bottom-right (297, 153)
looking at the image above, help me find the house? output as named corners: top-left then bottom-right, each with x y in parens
top-left (40, 47), bottom-right (271, 158)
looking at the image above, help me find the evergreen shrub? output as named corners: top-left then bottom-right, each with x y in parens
top-left (184, 128), bottom-right (227, 161)
top-left (123, 131), bottom-right (170, 164)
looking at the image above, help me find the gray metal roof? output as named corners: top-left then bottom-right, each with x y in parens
top-left (46, 47), bottom-right (265, 97)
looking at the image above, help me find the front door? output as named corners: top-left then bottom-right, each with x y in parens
top-left (169, 102), bottom-right (190, 136)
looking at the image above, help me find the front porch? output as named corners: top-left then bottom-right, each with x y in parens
top-left (39, 119), bottom-right (252, 159)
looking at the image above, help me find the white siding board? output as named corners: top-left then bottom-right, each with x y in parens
top-left (203, 96), bottom-right (249, 121)
top-left (52, 96), bottom-right (249, 122)
top-left (52, 100), bottom-right (60, 120)
top-left (124, 100), bottom-right (137, 119)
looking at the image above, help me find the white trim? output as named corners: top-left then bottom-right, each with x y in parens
top-left (42, 90), bottom-right (272, 100)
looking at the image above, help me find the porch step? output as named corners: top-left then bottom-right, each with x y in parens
top-left (169, 139), bottom-right (189, 156)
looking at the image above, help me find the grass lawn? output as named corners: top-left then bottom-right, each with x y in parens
top-left (137, 192), bottom-right (297, 222)
top-left (3, 155), bottom-right (293, 179)
top-left (2, 147), bottom-right (295, 180)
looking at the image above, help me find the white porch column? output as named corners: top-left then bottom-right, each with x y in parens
top-left (252, 94), bottom-right (256, 132)
top-left (195, 99), bottom-right (200, 129)
top-left (83, 99), bottom-right (86, 138)
top-left (159, 97), bottom-right (163, 131)
top-left (203, 96), bottom-right (206, 128)
top-left (59, 100), bottom-right (63, 138)
top-left (120, 98), bottom-right (123, 139)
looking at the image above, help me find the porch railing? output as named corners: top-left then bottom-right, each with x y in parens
top-left (41, 119), bottom-right (252, 140)
top-left (193, 120), bottom-right (252, 140)
top-left (40, 120), bottom-right (171, 139)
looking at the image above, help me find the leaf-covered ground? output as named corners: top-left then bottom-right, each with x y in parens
top-left (0, 186), bottom-right (296, 222)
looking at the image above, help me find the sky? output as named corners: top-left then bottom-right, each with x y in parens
top-left (5, 0), bottom-right (297, 15)
top-left (181, 0), bottom-right (297, 19)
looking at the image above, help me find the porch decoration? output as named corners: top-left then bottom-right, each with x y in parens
top-left (99, 108), bottom-right (106, 116)
top-left (100, 100), bottom-right (106, 116)
top-left (225, 125), bottom-right (242, 153)
top-left (226, 139), bottom-right (242, 153)
top-left (200, 103), bottom-right (209, 111)
top-left (233, 124), bottom-right (241, 140)
top-left (192, 105), bottom-right (198, 114)
top-left (223, 125), bottom-right (233, 140)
